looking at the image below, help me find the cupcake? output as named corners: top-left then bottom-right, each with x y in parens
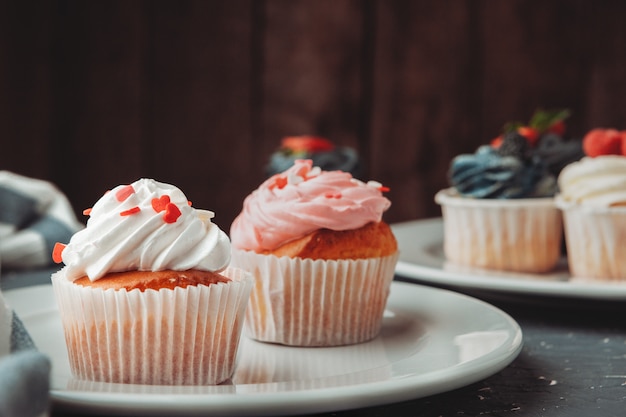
top-left (50, 179), bottom-right (253, 385)
top-left (556, 128), bottom-right (626, 281)
top-left (266, 136), bottom-right (362, 179)
top-left (230, 159), bottom-right (398, 347)
top-left (435, 109), bottom-right (576, 273)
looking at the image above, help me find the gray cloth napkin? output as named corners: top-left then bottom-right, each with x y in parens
top-left (0, 171), bottom-right (83, 270)
top-left (0, 291), bottom-right (50, 417)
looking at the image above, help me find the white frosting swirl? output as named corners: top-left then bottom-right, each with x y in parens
top-left (558, 156), bottom-right (626, 207)
top-left (61, 178), bottom-right (231, 281)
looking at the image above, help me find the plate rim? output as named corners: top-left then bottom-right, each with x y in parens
top-left (5, 282), bottom-right (522, 416)
top-left (392, 217), bottom-right (626, 300)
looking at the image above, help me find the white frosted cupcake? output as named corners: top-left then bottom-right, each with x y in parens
top-left (436, 134), bottom-right (563, 273)
top-left (51, 179), bottom-right (253, 385)
top-left (230, 160), bottom-right (398, 347)
top-left (556, 141), bottom-right (626, 281)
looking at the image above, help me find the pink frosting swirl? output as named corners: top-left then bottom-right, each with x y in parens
top-left (230, 159), bottom-right (391, 251)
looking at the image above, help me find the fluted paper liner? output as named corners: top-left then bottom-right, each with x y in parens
top-left (436, 188), bottom-right (562, 273)
top-left (230, 249), bottom-right (398, 347)
top-left (556, 197), bottom-right (626, 281)
top-left (51, 267), bottom-right (253, 385)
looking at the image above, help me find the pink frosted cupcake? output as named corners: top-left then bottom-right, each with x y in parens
top-left (230, 160), bottom-right (398, 347)
top-left (556, 128), bottom-right (626, 281)
top-left (51, 179), bottom-right (253, 385)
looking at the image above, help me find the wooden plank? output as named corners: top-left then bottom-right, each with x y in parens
top-left (259, 0), bottom-right (367, 176)
top-left (370, 0), bottom-right (475, 221)
top-left (0, 2), bottom-right (55, 180)
top-left (46, 1), bottom-right (146, 216)
top-left (146, 0), bottom-right (253, 230)
top-left (2, 0), bottom-right (626, 228)
top-left (478, 0), bottom-right (590, 138)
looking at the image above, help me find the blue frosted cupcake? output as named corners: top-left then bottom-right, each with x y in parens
top-left (435, 132), bottom-right (564, 273)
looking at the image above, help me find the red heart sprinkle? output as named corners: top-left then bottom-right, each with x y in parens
top-left (52, 242), bottom-right (66, 263)
top-left (152, 195), bottom-right (171, 213)
top-left (83, 208), bottom-right (92, 216)
top-left (163, 203), bottom-right (181, 224)
top-left (115, 185), bottom-right (135, 202)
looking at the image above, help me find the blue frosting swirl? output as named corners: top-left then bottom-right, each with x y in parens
top-left (266, 147), bottom-right (362, 179)
top-left (449, 145), bottom-right (556, 199)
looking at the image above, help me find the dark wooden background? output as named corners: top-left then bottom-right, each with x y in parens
top-left (1, 0), bottom-right (625, 231)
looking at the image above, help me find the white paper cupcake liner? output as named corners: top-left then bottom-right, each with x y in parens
top-left (230, 249), bottom-right (398, 347)
top-left (556, 197), bottom-right (626, 281)
top-left (51, 267), bottom-right (253, 385)
top-left (435, 188), bottom-right (562, 273)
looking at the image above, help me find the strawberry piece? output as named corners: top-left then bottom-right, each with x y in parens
top-left (516, 126), bottom-right (539, 146)
top-left (281, 136), bottom-right (335, 153)
top-left (583, 128), bottom-right (623, 157)
top-left (491, 136), bottom-right (503, 148)
top-left (620, 131), bottom-right (626, 155)
top-left (547, 120), bottom-right (566, 136)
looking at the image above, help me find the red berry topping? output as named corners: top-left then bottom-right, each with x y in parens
top-left (516, 126), bottom-right (539, 146)
top-left (620, 131), bottom-right (626, 155)
top-left (582, 128), bottom-right (624, 157)
top-left (491, 136), bottom-right (503, 148)
top-left (281, 136), bottom-right (335, 153)
top-left (547, 119), bottom-right (566, 136)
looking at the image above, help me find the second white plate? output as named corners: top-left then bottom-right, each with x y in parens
top-left (5, 281), bottom-right (522, 416)
top-left (391, 218), bottom-right (626, 300)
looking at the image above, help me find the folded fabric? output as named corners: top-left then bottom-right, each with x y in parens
top-left (0, 291), bottom-right (50, 417)
top-left (0, 171), bottom-right (83, 269)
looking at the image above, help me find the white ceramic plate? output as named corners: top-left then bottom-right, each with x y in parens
top-left (4, 282), bottom-right (522, 416)
top-left (391, 218), bottom-right (626, 300)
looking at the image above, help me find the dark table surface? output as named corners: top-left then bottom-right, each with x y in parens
top-left (2, 267), bottom-right (625, 417)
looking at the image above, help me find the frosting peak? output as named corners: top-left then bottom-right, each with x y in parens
top-left (558, 156), bottom-right (626, 207)
top-left (57, 178), bottom-right (231, 281)
top-left (230, 159), bottom-right (391, 252)
top-left (449, 145), bottom-right (557, 199)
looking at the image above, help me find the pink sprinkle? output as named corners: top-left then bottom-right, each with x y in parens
top-left (120, 206), bottom-right (141, 216)
top-left (274, 176), bottom-right (288, 189)
top-left (116, 185), bottom-right (135, 202)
